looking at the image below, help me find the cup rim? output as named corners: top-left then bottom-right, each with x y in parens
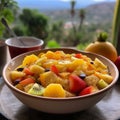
top-left (5, 36), bottom-right (44, 48)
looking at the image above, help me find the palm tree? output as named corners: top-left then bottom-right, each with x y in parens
top-left (70, 0), bottom-right (76, 33)
top-left (78, 9), bottom-right (85, 31)
top-left (70, 0), bottom-right (75, 17)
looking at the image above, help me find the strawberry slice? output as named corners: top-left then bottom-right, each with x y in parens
top-left (23, 67), bottom-right (34, 76)
top-left (74, 53), bottom-right (82, 58)
top-left (79, 86), bottom-right (95, 96)
top-left (69, 74), bottom-right (87, 93)
top-left (50, 65), bottom-right (59, 75)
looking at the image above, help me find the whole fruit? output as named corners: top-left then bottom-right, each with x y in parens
top-left (85, 32), bottom-right (118, 62)
top-left (114, 56), bottom-right (120, 72)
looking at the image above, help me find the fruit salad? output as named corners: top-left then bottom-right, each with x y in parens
top-left (10, 50), bottom-right (113, 98)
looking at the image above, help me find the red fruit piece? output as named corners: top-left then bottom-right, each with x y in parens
top-left (23, 67), bottom-right (34, 75)
top-left (69, 74), bottom-right (87, 93)
top-left (114, 56), bottom-right (120, 72)
top-left (79, 86), bottom-right (95, 96)
top-left (50, 65), bottom-right (59, 75)
top-left (19, 78), bottom-right (35, 87)
top-left (74, 53), bottom-right (82, 58)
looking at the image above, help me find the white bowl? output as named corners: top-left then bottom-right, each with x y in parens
top-left (3, 48), bottom-right (119, 114)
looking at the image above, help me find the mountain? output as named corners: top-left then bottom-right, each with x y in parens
top-left (40, 2), bottom-right (115, 24)
top-left (85, 2), bottom-right (115, 24)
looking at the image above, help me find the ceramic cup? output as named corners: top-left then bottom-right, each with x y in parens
top-left (0, 41), bottom-right (7, 76)
top-left (5, 36), bottom-right (44, 58)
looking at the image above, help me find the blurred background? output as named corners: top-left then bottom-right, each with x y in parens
top-left (0, 0), bottom-right (116, 49)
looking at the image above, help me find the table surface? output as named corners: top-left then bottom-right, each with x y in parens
top-left (0, 77), bottom-right (120, 120)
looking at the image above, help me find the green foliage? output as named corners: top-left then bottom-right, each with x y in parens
top-left (47, 21), bottom-right (64, 43)
top-left (6, 0), bottom-right (113, 49)
top-left (13, 25), bottom-right (27, 36)
top-left (19, 9), bottom-right (48, 39)
top-left (77, 43), bottom-right (89, 50)
top-left (46, 39), bottom-right (60, 48)
top-left (0, 0), bottom-right (18, 38)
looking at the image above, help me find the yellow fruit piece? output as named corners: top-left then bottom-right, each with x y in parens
top-left (30, 64), bottom-right (45, 75)
top-left (97, 79), bottom-right (108, 89)
top-left (40, 71), bottom-right (69, 90)
top-left (95, 72), bottom-right (113, 84)
top-left (43, 83), bottom-right (66, 98)
top-left (94, 58), bottom-right (107, 69)
top-left (22, 54), bottom-right (39, 66)
top-left (69, 59), bottom-right (86, 71)
top-left (45, 51), bottom-right (55, 59)
top-left (10, 71), bottom-right (25, 81)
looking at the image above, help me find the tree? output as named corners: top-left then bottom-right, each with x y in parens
top-left (19, 9), bottom-right (49, 40)
top-left (0, 0), bottom-right (18, 37)
top-left (69, 0), bottom-right (86, 46)
top-left (78, 9), bottom-right (85, 31)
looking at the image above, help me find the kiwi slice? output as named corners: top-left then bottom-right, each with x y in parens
top-left (24, 83), bottom-right (34, 92)
top-left (28, 83), bottom-right (45, 96)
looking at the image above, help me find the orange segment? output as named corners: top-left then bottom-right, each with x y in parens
top-left (43, 83), bottom-right (66, 98)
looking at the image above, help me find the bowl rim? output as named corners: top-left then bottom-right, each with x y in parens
top-left (3, 47), bottom-right (119, 101)
top-left (5, 36), bottom-right (44, 48)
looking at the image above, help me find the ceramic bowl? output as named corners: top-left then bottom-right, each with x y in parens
top-left (2, 48), bottom-right (119, 114)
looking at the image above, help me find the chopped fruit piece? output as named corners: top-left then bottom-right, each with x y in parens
top-left (69, 74), bottom-right (87, 93)
top-left (10, 71), bottom-right (25, 81)
top-left (43, 83), bottom-right (66, 98)
top-left (28, 83), bottom-right (45, 96)
top-left (24, 83), bottom-right (34, 92)
top-left (95, 72), bottom-right (113, 84)
top-left (15, 84), bottom-right (24, 91)
top-left (23, 67), bottom-right (34, 75)
top-left (22, 54), bottom-right (39, 66)
top-left (19, 78), bottom-right (35, 87)
top-left (94, 58), bottom-right (107, 69)
top-left (50, 65), bottom-right (59, 75)
top-left (30, 64), bottom-right (45, 75)
top-left (97, 79), bottom-right (108, 89)
top-left (79, 86), bottom-right (95, 96)
top-left (74, 53), bottom-right (82, 58)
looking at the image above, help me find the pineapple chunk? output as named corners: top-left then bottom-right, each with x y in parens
top-left (39, 71), bottom-right (69, 90)
top-left (84, 74), bottom-right (100, 86)
top-left (30, 64), bottom-right (45, 75)
top-left (10, 71), bottom-right (25, 81)
top-left (95, 72), bottom-right (113, 84)
top-left (94, 58), bottom-right (107, 69)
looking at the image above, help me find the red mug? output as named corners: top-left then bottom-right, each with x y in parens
top-left (5, 36), bottom-right (44, 58)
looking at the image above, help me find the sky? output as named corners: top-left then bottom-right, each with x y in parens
top-left (16, 0), bottom-right (116, 10)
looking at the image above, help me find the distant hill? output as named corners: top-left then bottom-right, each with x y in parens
top-left (41, 2), bottom-right (115, 25)
top-left (85, 2), bottom-right (115, 24)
